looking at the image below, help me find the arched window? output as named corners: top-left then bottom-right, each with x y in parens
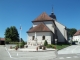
top-left (32, 36), bottom-right (35, 40)
top-left (42, 35), bottom-right (45, 40)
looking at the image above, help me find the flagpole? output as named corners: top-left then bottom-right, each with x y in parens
top-left (19, 24), bottom-right (21, 49)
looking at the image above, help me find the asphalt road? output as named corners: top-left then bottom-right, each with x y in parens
top-left (0, 45), bottom-right (56, 60)
top-left (54, 54), bottom-right (80, 60)
top-left (55, 44), bottom-right (80, 60)
top-left (1, 45), bottom-right (80, 60)
top-left (58, 45), bottom-right (80, 54)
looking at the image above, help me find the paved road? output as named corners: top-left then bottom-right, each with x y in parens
top-left (0, 45), bottom-right (56, 60)
top-left (0, 45), bottom-right (12, 60)
top-left (1, 45), bottom-right (80, 60)
top-left (58, 45), bottom-right (80, 54)
top-left (55, 44), bottom-right (80, 60)
top-left (54, 54), bottom-right (80, 60)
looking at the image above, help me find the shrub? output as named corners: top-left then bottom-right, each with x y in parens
top-left (46, 44), bottom-right (55, 48)
top-left (44, 40), bottom-right (48, 46)
top-left (16, 41), bottom-right (25, 48)
top-left (46, 44), bottom-right (52, 48)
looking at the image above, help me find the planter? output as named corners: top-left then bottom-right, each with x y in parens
top-left (10, 46), bottom-right (12, 49)
top-left (36, 47), bottom-right (38, 51)
top-left (15, 46), bottom-right (18, 50)
top-left (39, 45), bottom-right (42, 49)
top-left (42, 46), bottom-right (46, 50)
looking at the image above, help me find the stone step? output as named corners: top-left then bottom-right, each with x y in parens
top-left (27, 46), bottom-right (37, 49)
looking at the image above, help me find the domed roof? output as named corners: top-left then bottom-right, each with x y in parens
top-left (49, 12), bottom-right (56, 20)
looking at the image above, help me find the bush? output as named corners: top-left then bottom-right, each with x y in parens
top-left (44, 40), bottom-right (48, 46)
top-left (46, 44), bottom-right (55, 48)
top-left (9, 42), bottom-right (19, 44)
top-left (46, 44), bottom-right (52, 48)
top-left (16, 41), bottom-right (25, 48)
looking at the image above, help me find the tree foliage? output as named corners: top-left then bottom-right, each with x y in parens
top-left (16, 38), bottom-right (25, 48)
top-left (67, 28), bottom-right (77, 37)
top-left (4, 26), bottom-right (19, 43)
top-left (44, 40), bottom-right (48, 46)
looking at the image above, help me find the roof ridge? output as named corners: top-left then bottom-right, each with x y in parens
top-left (32, 12), bottom-right (53, 22)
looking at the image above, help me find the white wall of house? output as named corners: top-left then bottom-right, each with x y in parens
top-left (27, 32), bottom-right (53, 45)
top-left (33, 21), bottom-right (55, 33)
top-left (55, 21), bottom-right (67, 42)
top-left (44, 21), bottom-right (55, 33)
top-left (73, 35), bottom-right (80, 42)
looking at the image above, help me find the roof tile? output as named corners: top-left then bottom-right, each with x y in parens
top-left (0, 38), bottom-right (5, 41)
top-left (27, 23), bottom-right (51, 33)
top-left (74, 30), bottom-right (80, 36)
top-left (32, 12), bottom-right (53, 22)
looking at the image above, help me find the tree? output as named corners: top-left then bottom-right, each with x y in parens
top-left (21, 38), bottom-right (25, 45)
top-left (4, 27), bottom-right (11, 43)
top-left (44, 40), bottom-right (48, 46)
top-left (67, 28), bottom-right (77, 37)
top-left (16, 38), bottom-right (25, 48)
top-left (4, 26), bottom-right (19, 42)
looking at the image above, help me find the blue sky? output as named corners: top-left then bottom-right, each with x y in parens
top-left (0, 0), bottom-right (80, 41)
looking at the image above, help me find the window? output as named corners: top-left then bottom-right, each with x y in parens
top-left (42, 35), bottom-right (45, 40)
top-left (32, 36), bottom-right (35, 40)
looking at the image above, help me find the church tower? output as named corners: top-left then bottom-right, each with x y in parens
top-left (49, 7), bottom-right (57, 20)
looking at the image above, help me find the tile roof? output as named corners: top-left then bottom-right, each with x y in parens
top-left (27, 23), bottom-right (51, 33)
top-left (0, 38), bottom-right (5, 41)
top-left (32, 12), bottom-right (53, 22)
top-left (73, 30), bottom-right (80, 36)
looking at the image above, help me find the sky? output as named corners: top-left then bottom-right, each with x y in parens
top-left (0, 0), bottom-right (80, 41)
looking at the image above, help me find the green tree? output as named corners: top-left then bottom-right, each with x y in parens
top-left (4, 26), bottom-right (19, 42)
top-left (44, 40), bottom-right (48, 46)
top-left (21, 38), bottom-right (25, 45)
top-left (4, 27), bottom-right (11, 43)
top-left (67, 28), bottom-right (77, 37)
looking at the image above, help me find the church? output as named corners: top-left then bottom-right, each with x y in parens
top-left (27, 10), bottom-right (68, 46)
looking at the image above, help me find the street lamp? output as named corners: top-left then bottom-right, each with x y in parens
top-left (55, 39), bottom-right (58, 58)
top-left (55, 39), bottom-right (57, 49)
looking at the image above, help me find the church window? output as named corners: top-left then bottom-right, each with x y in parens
top-left (32, 36), bottom-right (35, 40)
top-left (42, 35), bottom-right (45, 40)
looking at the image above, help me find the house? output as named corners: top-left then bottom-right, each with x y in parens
top-left (0, 38), bottom-right (5, 45)
top-left (73, 30), bottom-right (80, 44)
top-left (27, 11), bottom-right (68, 46)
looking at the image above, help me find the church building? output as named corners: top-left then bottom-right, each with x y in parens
top-left (27, 10), bottom-right (68, 45)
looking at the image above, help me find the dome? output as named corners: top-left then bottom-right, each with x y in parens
top-left (49, 13), bottom-right (56, 20)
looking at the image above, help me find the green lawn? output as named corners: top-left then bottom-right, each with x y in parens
top-left (55, 45), bottom-right (70, 50)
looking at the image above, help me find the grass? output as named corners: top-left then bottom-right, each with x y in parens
top-left (46, 44), bottom-right (70, 50)
top-left (55, 45), bottom-right (70, 50)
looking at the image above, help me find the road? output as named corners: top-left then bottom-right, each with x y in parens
top-left (0, 45), bottom-right (56, 60)
top-left (54, 45), bottom-right (80, 60)
top-left (0, 45), bottom-right (80, 60)
top-left (0, 45), bottom-right (12, 60)
top-left (58, 45), bottom-right (80, 54)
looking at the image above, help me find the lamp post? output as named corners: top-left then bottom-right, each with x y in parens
top-left (19, 24), bottom-right (22, 49)
top-left (55, 39), bottom-right (57, 49)
top-left (55, 39), bottom-right (58, 58)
